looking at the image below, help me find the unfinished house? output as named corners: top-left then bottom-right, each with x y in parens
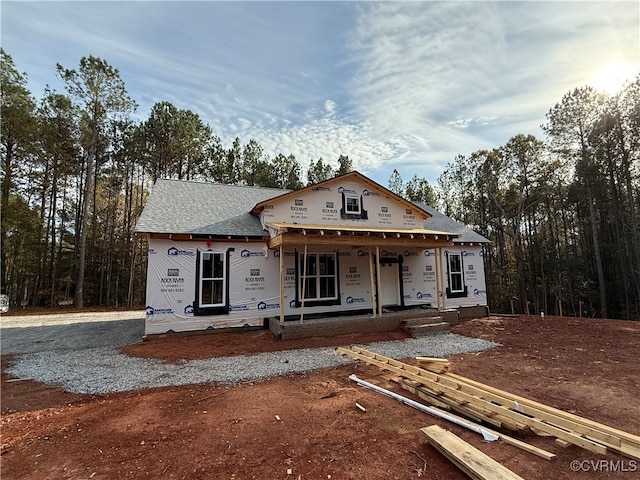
top-left (134, 171), bottom-right (489, 338)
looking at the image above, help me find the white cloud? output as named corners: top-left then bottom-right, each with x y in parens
top-left (3, 1), bottom-right (638, 189)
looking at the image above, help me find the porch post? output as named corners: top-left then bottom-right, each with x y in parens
top-left (434, 247), bottom-right (441, 311)
top-left (368, 246), bottom-right (376, 317)
top-left (376, 245), bottom-right (382, 316)
top-left (437, 247), bottom-right (445, 311)
top-left (300, 243), bottom-right (307, 324)
top-left (279, 244), bottom-right (285, 325)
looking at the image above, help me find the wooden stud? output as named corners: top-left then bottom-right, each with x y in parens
top-left (376, 246), bottom-right (382, 317)
top-left (422, 425), bottom-right (526, 480)
top-left (279, 245), bottom-right (285, 326)
top-left (426, 407), bottom-right (556, 461)
top-left (368, 246), bottom-right (376, 318)
top-left (300, 244), bottom-right (307, 324)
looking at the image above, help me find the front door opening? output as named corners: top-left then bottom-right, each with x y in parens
top-left (379, 261), bottom-right (401, 306)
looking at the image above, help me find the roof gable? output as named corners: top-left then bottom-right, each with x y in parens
top-left (252, 171), bottom-right (431, 230)
top-left (251, 171), bottom-right (430, 219)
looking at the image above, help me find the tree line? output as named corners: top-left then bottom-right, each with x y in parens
top-left (0, 51), bottom-right (431, 310)
top-left (434, 82), bottom-right (640, 319)
top-left (1, 49), bottom-right (638, 319)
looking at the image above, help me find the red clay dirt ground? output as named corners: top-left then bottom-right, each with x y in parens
top-left (2, 315), bottom-right (639, 479)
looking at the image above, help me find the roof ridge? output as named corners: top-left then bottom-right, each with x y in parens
top-left (155, 178), bottom-right (290, 192)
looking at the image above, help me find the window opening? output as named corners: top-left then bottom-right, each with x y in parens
top-left (300, 253), bottom-right (337, 300)
top-left (200, 252), bottom-right (226, 307)
top-left (345, 196), bottom-right (361, 214)
top-left (446, 251), bottom-right (468, 298)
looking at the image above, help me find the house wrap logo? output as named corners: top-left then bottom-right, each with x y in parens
top-left (362, 189), bottom-right (379, 196)
top-left (229, 305), bottom-right (249, 311)
top-left (424, 250), bottom-right (435, 257)
top-left (338, 186), bottom-right (357, 194)
top-left (167, 247), bottom-right (194, 256)
top-left (346, 296), bottom-right (366, 304)
top-left (462, 250), bottom-right (476, 257)
top-left (241, 249), bottom-right (265, 257)
top-left (416, 292), bottom-right (433, 299)
top-left (473, 288), bottom-right (487, 296)
top-left (146, 306), bottom-right (174, 315)
top-left (404, 250), bottom-right (419, 257)
top-left (184, 305), bottom-right (194, 314)
top-left (258, 301), bottom-right (279, 310)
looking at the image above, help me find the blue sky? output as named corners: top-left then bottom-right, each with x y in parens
top-left (3, 1), bottom-right (639, 186)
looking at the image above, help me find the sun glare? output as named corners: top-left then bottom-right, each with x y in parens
top-left (590, 60), bottom-right (639, 94)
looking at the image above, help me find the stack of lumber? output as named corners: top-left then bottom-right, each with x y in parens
top-left (416, 356), bottom-right (450, 373)
top-left (336, 345), bottom-right (640, 461)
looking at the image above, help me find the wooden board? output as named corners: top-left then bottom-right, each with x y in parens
top-left (416, 357), bottom-right (450, 363)
top-left (427, 407), bottom-right (556, 461)
top-left (421, 425), bottom-right (526, 480)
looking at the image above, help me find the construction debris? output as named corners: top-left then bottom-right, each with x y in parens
top-left (337, 345), bottom-right (640, 461)
top-left (422, 425), bottom-right (525, 480)
top-left (355, 402), bottom-right (367, 412)
top-left (349, 374), bottom-right (499, 442)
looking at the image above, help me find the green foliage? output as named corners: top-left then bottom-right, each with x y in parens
top-left (335, 155), bottom-right (353, 177)
top-left (388, 169), bottom-right (435, 205)
top-left (388, 169), bottom-right (404, 195)
top-left (307, 157), bottom-right (334, 185)
top-left (405, 175), bottom-right (436, 205)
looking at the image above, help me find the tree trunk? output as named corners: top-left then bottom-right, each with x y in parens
top-left (75, 149), bottom-right (95, 309)
top-left (586, 184), bottom-right (607, 318)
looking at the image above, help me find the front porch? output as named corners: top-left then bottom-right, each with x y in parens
top-left (268, 307), bottom-right (461, 340)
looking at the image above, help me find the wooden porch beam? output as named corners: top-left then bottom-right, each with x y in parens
top-left (268, 233), bottom-right (454, 249)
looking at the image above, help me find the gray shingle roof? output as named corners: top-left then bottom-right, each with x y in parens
top-left (134, 179), bottom-right (288, 236)
top-left (135, 179), bottom-right (490, 244)
top-left (415, 202), bottom-right (490, 244)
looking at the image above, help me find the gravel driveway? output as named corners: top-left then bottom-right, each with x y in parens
top-left (1, 311), bottom-right (498, 395)
top-left (1, 311), bottom-right (145, 354)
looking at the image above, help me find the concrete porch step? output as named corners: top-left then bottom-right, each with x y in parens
top-left (403, 319), bottom-right (451, 337)
top-left (402, 316), bottom-right (445, 327)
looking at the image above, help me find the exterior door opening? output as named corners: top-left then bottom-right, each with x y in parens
top-left (377, 256), bottom-right (402, 307)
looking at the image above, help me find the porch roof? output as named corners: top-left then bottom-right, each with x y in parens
top-left (265, 222), bottom-right (458, 249)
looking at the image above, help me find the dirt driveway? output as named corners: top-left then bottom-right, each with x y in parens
top-left (2, 315), bottom-right (639, 480)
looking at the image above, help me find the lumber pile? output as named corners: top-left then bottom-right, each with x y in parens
top-left (337, 345), bottom-right (640, 461)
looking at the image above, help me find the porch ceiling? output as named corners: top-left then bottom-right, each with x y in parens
top-left (265, 222), bottom-right (457, 249)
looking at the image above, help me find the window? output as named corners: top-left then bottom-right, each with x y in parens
top-left (194, 252), bottom-right (227, 315)
top-left (300, 253), bottom-right (337, 301)
top-left (340, 192), bottom-right (367, 219)
top-left (446, 252), bottom-right (468, 298)
top-left (345, 196), bottom-right (361, 214)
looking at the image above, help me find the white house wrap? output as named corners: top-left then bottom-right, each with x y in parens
top-left (136, 172), bottom-right (489, 335)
